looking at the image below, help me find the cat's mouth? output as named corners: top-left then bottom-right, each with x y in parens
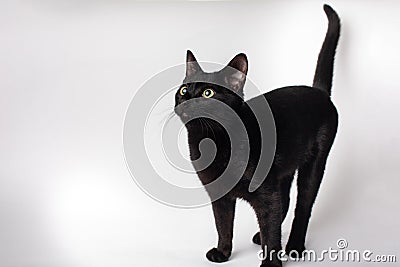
top-left (174, 107), bottom-right (207, 128)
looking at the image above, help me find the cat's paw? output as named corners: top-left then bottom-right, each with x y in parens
top-left (285, 243), bottom-right (306, 259)
top-left (206, 248), bottom-right (230, 263)
top-left (252, 232), bottom-right (261, 245)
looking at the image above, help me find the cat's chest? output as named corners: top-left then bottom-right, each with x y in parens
top-left (188, 138), bottom-right (230, 167)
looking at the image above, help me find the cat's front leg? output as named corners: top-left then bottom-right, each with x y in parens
top-left (206, 197), bottom-right (236, 263)
top-left (254, 192), bottom-right (283, 267)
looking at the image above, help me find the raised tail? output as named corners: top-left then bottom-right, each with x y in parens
top-left (312, 4), bottom-right (341, 96)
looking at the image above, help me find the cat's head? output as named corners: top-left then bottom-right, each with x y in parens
top-left (174, 50), bottom-right (248, 129)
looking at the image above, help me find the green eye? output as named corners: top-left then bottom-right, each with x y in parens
top-left (179, 86), bottom-right (187, 96)
top-left (202, 88), bottom-right (215, 98)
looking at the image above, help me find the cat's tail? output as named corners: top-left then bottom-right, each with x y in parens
top-left (312, 4), bottom-right (341, 96)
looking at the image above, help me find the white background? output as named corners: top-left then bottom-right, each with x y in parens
top-left (1, 0), bottom-right (399, 266)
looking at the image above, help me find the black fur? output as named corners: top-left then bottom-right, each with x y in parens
top-left (313, 5), bottom-right (341, 96)
top-left (174, 5), bottom-right (340, 267)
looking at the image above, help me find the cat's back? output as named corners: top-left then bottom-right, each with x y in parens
top-left (258, 85), bottom-right (337, 128)
top-left (265, 85), bottom-right (334, 110)
top-left (244, 85), bottom-right (338, 149)
top-left (244, 85), bottom-right (338, 171)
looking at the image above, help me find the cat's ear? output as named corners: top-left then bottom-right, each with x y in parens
top-left (186, 50), bottom-right (203, 77)
top-left (222, 53), bottom-right (248, 95)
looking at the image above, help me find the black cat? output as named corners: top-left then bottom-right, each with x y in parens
top-left (174, 5), bottom-right (340, 267)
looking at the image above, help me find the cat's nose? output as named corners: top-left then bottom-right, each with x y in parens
top-left (174, 106), bottom-right (188, 118)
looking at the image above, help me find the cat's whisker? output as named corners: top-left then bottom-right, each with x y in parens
top-left (204, 119), bottom-right (217, 141)
top-left (158, 110), bottom-right (177, 126)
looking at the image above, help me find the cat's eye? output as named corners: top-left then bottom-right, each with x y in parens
top-left (202, 88), bottom-right (215, 98)
top-left (179, 86), bottom-right (187, 96)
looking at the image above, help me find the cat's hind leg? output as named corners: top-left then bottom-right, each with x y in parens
top-left (286, 125), bottom-right (336, 256)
